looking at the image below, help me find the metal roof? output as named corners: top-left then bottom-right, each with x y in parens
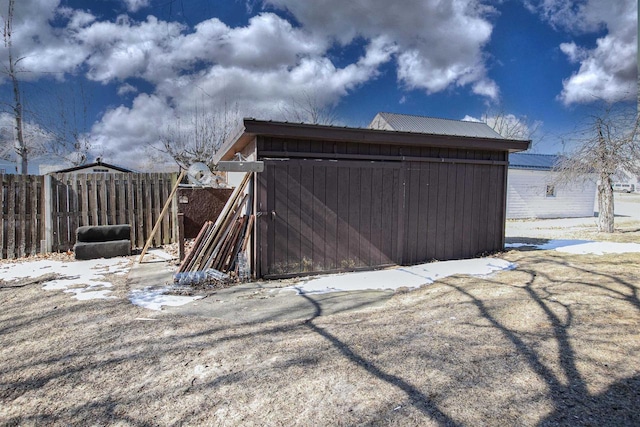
top-left (370, 112), bottom-right (507, 139)
top-left (508, 153), bottom-right (560, 171)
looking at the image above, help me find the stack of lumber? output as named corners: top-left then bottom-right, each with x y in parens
top-left (176, 173), bottom-right (254, 281)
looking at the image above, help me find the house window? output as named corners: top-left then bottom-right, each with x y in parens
top-left (546, 185), bottom-right (556, 197)
top-left (93, 168), bottom-right (109, 173)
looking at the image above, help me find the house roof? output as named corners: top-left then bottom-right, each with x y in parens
top-left (369, 112), bottom-right (507, 139)
top-left (509, 153), bottom-right (560, 171)
top-left (215, 118), bottom-right (531, 162)
top-left (52, 160), bottom-right (134, 174)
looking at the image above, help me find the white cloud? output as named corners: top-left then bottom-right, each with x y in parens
top-left (76, 15), bottom-right (186, 83)
top-left (122, 0), bottom-right (149, 13)
top-left (89, 93), bottom-right (174, 168)
top-left (527, 0), bottom-right (637, 105)
top-left (472, 78), bottom-right (500, 99)
top-left (68, 12), bottom-right (328, 85)
top-left (0, 0), bottom-right (505, 169)
top-left (265, 0), bottom-right (499, 99)
top-left (461, 115), bottom-right (482, 123)
top-left (559, 33), bottom-right (637, 105)
top-left (117, 82), bottom-right (138, 96)
top-left (0, 0), bottom-right (90, 80)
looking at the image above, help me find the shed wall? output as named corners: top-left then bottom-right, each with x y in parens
top-left (255, 137), bottom-right (509, 278)
top-left (259, 136), bottom-right (506, 160)
top-left (506, 169), bottom-right (596, 219)
top-left (257, 159), bottom-right (401, 277)
top-left (402, 160), bottom-right (506, 264)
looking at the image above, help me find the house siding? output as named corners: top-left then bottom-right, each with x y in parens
top-left (507, 169), bottom-right (596, 219)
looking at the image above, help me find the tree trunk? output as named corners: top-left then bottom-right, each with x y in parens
top-left (597, 173), bottom-right (615, 233)
top-left (5, 0), bottom-right (28, 175)
top-left (11, 71), bottom-right (27, 174)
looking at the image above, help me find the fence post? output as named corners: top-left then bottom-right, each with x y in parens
top-left (178, 212), bottom-right (185, 261)
top-left (171, 172), bottom-right (179, 243)
top-left (43, 174), bottom-right (53, 253)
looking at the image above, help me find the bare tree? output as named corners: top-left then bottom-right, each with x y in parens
top-left (0, 111), bottom-right (48, 165)
top-left (555, 104), bottom-right (640, 233)
top-left (156, 102), bottom-right (240, 170)
top-left (480, 108), bottom-right (540, 141)
top-left (279, 90), bottom-right (338, 125)
top-left (35, 82), bottom-right (93, 166)
top-left (1, 0), bottom-right (28, 173)
top-left (1, 1), bottom-right (93, 172)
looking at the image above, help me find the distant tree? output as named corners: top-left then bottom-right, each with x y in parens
top-left (0, 112), bottom-right (48, 167)
top-left (1, 0), bottom-right (28, 174)
top-left (156, 102), bottom-right (240, 170)
top-left (36, 82), bottom-right (94, 167)
top-left (1, 1), bottom-right (94, 172)
top-left (279, 90), bottom-right (338, 125)
top-left (481, 108), bottom-right (540, 141)
top-left (555, 104), bottom-right (640, 233)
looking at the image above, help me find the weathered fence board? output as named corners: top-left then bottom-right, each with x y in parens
top-left (49, 172), bottom-right (178, 252)
top-left (0, 175), bottom-right (45, 259)
top-left (1, 172), bottom-right (187, 259)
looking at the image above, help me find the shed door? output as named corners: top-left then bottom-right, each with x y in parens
top-left (257, 159), bottom-right (402, 278)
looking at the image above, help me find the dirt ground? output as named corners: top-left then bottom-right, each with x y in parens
top-left (1, 195), bottom-right (639, 426)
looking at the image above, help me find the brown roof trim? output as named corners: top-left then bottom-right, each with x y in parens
top-left (215, 119), bottom-right (530, 162)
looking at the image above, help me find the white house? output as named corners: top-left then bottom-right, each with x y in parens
top-left (507, 153), bottom-right (596, 219)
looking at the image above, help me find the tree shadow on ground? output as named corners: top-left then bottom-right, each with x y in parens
top-left (298, 291), bottom-right (462, 427)
top-left (446, 253), bottom-right (640, 426)
top-left (538, 375), bottom-right (640, 426)
top-left (2, 251), bottom-right (639, 426)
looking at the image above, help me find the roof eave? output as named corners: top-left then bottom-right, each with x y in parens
top-left (217, 119), bottom-right (531, 160)
top-left (213, 120), bottom-right (256, 163)
top-left (52, 162), bottom-right (134, 174)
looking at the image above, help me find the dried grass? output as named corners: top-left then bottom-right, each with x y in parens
top-left (1, 240), bottom-right (639, 426)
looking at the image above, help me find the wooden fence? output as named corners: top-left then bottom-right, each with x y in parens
top-left (0, 172), bottom-right (179, 259)
top-left (1, 174), bottom-right (46, 259)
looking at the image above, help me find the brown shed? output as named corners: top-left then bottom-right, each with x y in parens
top-left (215, 116), bottom-right (530, 279)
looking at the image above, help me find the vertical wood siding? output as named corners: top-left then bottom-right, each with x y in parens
top-left (402, 160), bottom-right (506, 264)
top-left (257, 159), bottom-right (401, 277)
top-left (257, 155), bottom-right (508, 278)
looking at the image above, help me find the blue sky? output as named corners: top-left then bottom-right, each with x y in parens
top-left (0, 0), bottom-right (637, 171)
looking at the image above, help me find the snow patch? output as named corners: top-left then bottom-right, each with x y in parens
top-left (129, 286), bottom-right (203, 311)
top-left (506, 240), bottom-right (640, 254)
top-left (555, 241), bottom-right (640, 255)
top-left (289, 257), bottom-right (516, 295)
top-left (65, 288), bottom-right (117, 300)
top-left (0, 258), bottom-right (130, 300)
top-left (145, 248), bottom-right (175, 261)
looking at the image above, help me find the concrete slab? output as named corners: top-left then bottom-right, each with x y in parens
top-left (164, 285), bottom-right (394, 323)
top-left (127, 259), bottom-right (176, 289)
top-left (127, 259), bottom-right (394, 323)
